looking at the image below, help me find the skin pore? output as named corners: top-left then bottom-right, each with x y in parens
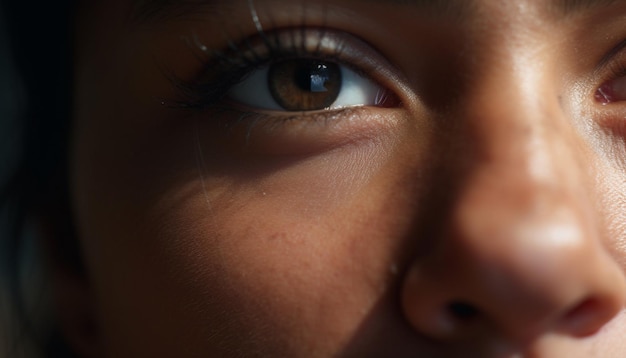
top-left (62, 0), bottom-right (626, 356)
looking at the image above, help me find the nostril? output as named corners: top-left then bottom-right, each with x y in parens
top-left (448, 301), bottom-right (480, 322)
top-left (561, 298), bottom-right (608, 337)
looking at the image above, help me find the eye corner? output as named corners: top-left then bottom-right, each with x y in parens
top-left (595, 84), bottom-right (612, 105)
top-left (593, 76), bottom-right (626, 106)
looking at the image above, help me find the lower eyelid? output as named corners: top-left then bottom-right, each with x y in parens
top-left (205, 106), bottom-right (405, 156)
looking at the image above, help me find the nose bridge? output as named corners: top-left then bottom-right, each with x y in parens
top-left (456, 44), bottom-right (578, 218)
top-left (468, 42), bottom-right (561, 167)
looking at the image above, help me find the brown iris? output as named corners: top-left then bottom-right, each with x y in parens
top-left (268, 59), bottom-right (342, 111)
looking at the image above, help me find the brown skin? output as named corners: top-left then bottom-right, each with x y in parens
top-left (58, 0), bottom-right (626, 356)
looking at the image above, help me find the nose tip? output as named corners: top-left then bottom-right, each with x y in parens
top-left (402, 258), bottom-right (625, 345)
top-left (400, 202), bottom-right (626, 345)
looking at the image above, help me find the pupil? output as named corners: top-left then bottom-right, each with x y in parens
top-left (295, 63), bottom-right (331, 93)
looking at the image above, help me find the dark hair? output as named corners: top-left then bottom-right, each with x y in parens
top-left (1, 0), bottom-right (79, 356)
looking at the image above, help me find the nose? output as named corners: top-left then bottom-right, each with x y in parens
top-left (400, 64), bottom-right (626, 347)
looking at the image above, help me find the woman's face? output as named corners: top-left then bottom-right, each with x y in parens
top-left (67, 0), bottom-right (626, 356)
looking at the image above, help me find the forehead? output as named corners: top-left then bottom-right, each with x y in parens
top-left (131, 0), bottom-right (623, 22)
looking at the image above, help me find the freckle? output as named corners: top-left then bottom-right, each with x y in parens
top-left (268, 232), bottom-right (286, 241)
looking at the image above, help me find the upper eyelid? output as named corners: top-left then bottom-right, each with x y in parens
top-left (592, 38), bottom-right (626, 79)
top-left (597, 39), bottom-right (626, 70)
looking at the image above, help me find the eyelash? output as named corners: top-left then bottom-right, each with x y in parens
top-left (604, 58), bottom-right (626, 84)
top-left (166, 27), bottom-right (393, 112)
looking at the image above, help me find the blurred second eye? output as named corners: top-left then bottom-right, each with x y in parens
top-left (596, 75), bottom-right (626, 104)
top-left (228, 59), bottom-right (391, 111)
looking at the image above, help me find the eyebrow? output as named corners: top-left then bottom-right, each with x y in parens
top-left (131, 0), bottom-right (624, 24)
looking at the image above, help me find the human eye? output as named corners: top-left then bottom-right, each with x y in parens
top-left (595, 41), bottom-right (626, 105)
top-left (596, 72), bottom-right (626, 104)
top-left (165, 27), bottom-right (408, 155)
top-left (173, 27), bottom-right (400, 119)
top-left (228, 58), bottom-right (389, 111)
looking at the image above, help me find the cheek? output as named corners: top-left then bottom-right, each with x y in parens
top-left (71, 113), bottom-right (417, 356)
top-left (596, 162), bottom-right (626, 268)
top-left (584, 116), bottom-right (626, 268)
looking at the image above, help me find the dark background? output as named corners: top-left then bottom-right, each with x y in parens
top-left (1, 3), bottom-right (20, 356)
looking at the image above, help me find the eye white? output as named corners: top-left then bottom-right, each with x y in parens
top-left (228, 63), bottom-right (384, 111)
